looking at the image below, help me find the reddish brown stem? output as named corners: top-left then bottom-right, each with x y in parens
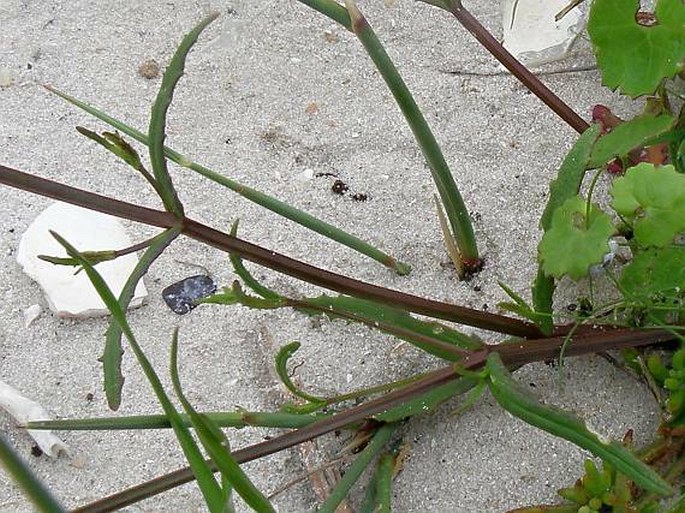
top-left (446, 0), bottom-right (590, 134)
top-left (71, 327), bottom-right (677, 513)
top-left (0, 164), bottom-right (539, 337)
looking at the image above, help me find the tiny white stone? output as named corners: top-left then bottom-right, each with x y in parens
top-left (23, 304), bottom-right (42, 328)
top-left (295, 168), bottom-right (314, 182)
top-left (16, 202), bottom-right (147, 318)
top-left (501, 0), bottom-right (587, 66)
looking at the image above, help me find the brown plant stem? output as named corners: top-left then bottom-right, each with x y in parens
top-left (0, 163), bottom-right (538, 337)
top-left (443, 0), bottom-right (590, 134)
top-left (71, 327), bottom-right (676, 513)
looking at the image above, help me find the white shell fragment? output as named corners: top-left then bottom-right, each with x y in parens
top-left (501, 0), bottom-right (588, 66)
top-left (22, 304), bottom-right (42, 328)
top-left (0, 380), bottom-right (69, 458)
top-left (16, 202), bottom-right (147, 317)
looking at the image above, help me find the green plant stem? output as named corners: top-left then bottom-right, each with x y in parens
top-left (0, 164), bottom-right (538, 337)
top-left (343, 0), bottom-right (480, 267)
top-left (24, 410), bottom-right (325, 431)
top-left (0, 435), bottom-right (66, 512)
top-left (317, 422), bottom-right (398, 513)
top-left (437, 0), bottom-right (589, 134)
top-left (71, 326), bottom-right (677, 513)
top-left (44, 86), bottom-right (410, 276)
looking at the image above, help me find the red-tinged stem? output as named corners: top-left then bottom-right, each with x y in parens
top-left (0, 164), bottom-right (538, 337)
top-left (71, 327), bottom-right (677, 513)
top-left (445, 0), bottom-right (589, 134)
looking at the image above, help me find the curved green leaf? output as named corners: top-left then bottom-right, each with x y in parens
top-left (611, 163), bottom-right (685, 247)
top-left (275, 342), bottom-right (327, 409)
top-left (588, 0), bottom-right (685, 97)
top-left (536, 125), bottom-right (601, 333)
top-left (51, 231), bottom-right (226, 510)
top-left (171, 330), bottom-right (275, 513)
top-left (486, 353), bottom-right (673, 496)
top-left (539, 196), bottom-right (615, 280)
top-left (149, 13), bottom-right (219, 216)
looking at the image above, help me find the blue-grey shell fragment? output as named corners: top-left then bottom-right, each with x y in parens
top-left (162, 275), bottom-right (217, 314)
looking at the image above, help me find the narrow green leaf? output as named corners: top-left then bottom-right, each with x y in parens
top-left (75, 126), bottom-right (159, 193)
top-left (588, 114), bottom-right (675, 168)
top-left (532, 269), bottom-right (555, 336)
top-left (342, 0), bottom-right (479, 264)
top-left (25, 410), bottom-right (325, 431)
top-left (299, 294), bottom-right (483, 354)
top-left (375, 376), bottom-right (478, 422)
top-left (149, 13), bottom-right (219, 217)
top-left (541, 124), bottom-right (602, 231)
top-left (228, 221), bottom-right (281, 301)
top-left (171, 331), bottom-right (275, 513)
top-left (486, 353), bottom-right (673, 496)
top-left (536, 124), bottom-right (600, 334)
top-left (0, 434), bottom-right (66, 513)
top-left (102, 226), bottom-right (181, 410)
top-left (45, 87), bottom-right (411, 275)
top-left (296, 0), bottom-right (352, 29)
top-left (317, 423), bottom-right (397, 513)
top-left (50, 231), bottom-right (226, 509)
top-left (372, 450), bottom-right (394, 513)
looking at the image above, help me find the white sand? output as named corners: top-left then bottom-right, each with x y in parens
top-left (0, 1), bottom-right (657, 511)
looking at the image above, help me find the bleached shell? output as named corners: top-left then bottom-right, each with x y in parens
top-left (501, 0), bottom-right (587, 66)
top-left (16, 202), bottom-right (147, 317)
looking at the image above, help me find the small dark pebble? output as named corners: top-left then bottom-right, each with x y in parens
top-left (331, 179), bottom-right (349, 195)
top-left (162, 275), bottom-right (217, 315)
top-left (31, 445), bottom-right (43, 457)
top-left (85, 392), bottom-right (94, 402)
top-left (351, 192), bottom-right (368, 202)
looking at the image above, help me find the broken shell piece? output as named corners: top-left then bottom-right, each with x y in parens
top-left (501, 0), bottom-right (588, 66)
top-left (23, 304), bottom-right (42, 328)
top-left (0, 380), bottom-right (69, 458)
top-left (16, 202), bottom-right (147, 317)
top-left (162, 275), bottom-right (217, 314)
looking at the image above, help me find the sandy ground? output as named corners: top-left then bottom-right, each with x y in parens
top-left (0, 1), bottom-right (660, 512)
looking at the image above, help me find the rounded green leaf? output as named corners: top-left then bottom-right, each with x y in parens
top-left (588, 0), bottom-right (685, 97)
top-left (539, 196), bottom-right (615, 280)
top-left (610, 163), bottom-right (685, 247)
top-left (619, 246), bottom-right (685, 323)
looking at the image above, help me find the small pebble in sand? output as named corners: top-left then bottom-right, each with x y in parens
top-left (138, 59), bottom-right (160, 79)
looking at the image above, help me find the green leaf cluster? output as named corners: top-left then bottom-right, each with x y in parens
top-left (611, 163), bottom-right (685, 247)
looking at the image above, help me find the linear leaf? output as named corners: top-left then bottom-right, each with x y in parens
top-left (149, 13), bottom-right (219, 217)
top-left (486, 353), bottom-right (673, 496)
top-left (50, 231), bottom-right (226, 510)
top-left (102, 226), bottom-right (180, 410)
top-left (588, 114), bottom-right (675, 168)
top-left (317, 423), bottom-right (397, 513)
top-left (170, 330), bottom-right (275, 513)
top-left (0, 434), bottom-right (66, 512)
